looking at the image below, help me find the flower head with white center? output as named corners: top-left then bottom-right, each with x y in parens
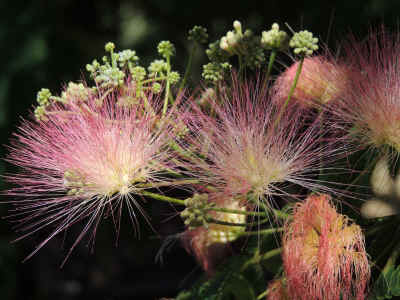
top-left (6, 83), bottom-right (179, 265)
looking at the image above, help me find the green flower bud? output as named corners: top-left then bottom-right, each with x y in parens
top-left (289, 30), bottom-right (319, 56)
top-left (181, 194), bottom-right (213, 229)
top-left (61, 82), bottom-right (92, 103)
top-left (226, 31), bottom-right (237, 46)
top-left (219, 37), bottom-right (229, 50)
top-left (202, 62), bottom-right (231, 82)
top-left (168, 71), bottom-right (180, 85)
top-left (188, 25), bottom-right (208, 44)
top-left (95, 66), bottom-right (125, 88)
top-left (261, 23), bottom-right (289, 50)
top-left (148, 59), bottom-right (168, 76)
top-left (117, 49), bottom-right (139, 67)
top-left (104, 42), bottom-right (115, 52)
top-left (158, 41), bottom-right (175, 58)
top-left (233, 20), bottom-right (242, 35)
top-left (206, 40), bottom-right (230, 62)
top-left (34, 106), bottom-right (47, 121)
top-left (36, 88), bottom-right (52, 106)
top-left (152, 82), bottom-right (162, 93)
top-left (131, 66), bottom-right (147, 81)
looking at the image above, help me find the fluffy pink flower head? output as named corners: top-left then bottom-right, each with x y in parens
top-left (5, 84), bottom-right (178, 264)
top-left (185, 75), bottom-right (341, 208)
top-left (336, 29), bottom-right (400, 151)
top-left (274, 55), bottom-right (348, 107)
top-left (282, 194), bottom-right (370, 300)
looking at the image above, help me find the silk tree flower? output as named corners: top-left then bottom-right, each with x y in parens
top-left (334, 29), bottom-right (400, 151)
top-left (282, 194), bottom-right (370, 300)
top-left (273, 55), bottom-right (349, 107)
top-left (5, 86), bottom-right (180, 265)
top-left (183, 75), bottom-right (342, 210)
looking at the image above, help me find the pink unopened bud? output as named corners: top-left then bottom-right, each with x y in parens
top-left (274, 56), bottom-right (348, 107)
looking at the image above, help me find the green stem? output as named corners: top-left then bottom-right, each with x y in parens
top-left (136, 179), bottom-right (200, 189)
top-left (168, 140), bottom-right (199, 160)
top-left (257, 289), bottom-right (269, 300)
top-left (210, 206), bottom-right (267, 217)
top-left (179, 44), bottom-right (196, 92)
top-left (141, 191), bottom-right (185, 205)
top-left (274, 56), bottom-right (304, 125)
top-left (141, 76), bottom-right (168, 85)
top-left (142, 190), bottom-right (289, 219)
top-left (162, 55), bottom-right (171, 116)
top-left (260, 247), bottom-right (282, 261)
top-left (110, 48), bottom-right (116, 68)
top-left (265, 49), bottom-right (277, 81)
top-left (260, 201), bottom-right (290, 219)
top-left (207, 218), bottom-right (248, 227)
top-left (238, 227), bottom-right (283, 236)
top-left (243, 247), bottom-right (282, 271)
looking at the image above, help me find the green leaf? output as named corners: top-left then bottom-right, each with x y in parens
top-left (176, 251), bottom-right (265, 300)
top-left (224, 274), bottom-right (256, 300)
top-left (369, 265), bottom-right (400, 299)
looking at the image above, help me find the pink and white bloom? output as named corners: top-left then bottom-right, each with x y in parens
top-left (5, 85), bottom-right (179, 264)
top-left (334, 29), bottom-right (400, 151)
top-left (183, 75), bottom-right (342, 208)
top-left (282, 194), bottom-right (370, 300)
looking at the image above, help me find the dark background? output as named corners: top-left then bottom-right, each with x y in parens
top-left (0, 0), bottom-right (399, 299)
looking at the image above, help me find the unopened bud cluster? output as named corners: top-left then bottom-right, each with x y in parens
top-left (188, 25), bottom-right (208, 44)
top-left (289, 30), bottom-right (319, 56)
top-left (181, 194), bottom-right (214, 229)
top-left (261, 23), bottom-right (289, 51)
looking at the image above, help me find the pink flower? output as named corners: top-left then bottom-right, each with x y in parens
top-left (183, 75), bottom-right (342, 207)
top-left (335, 29), bottom-right (400, 150)
top-left (273, 55), bottom-right (349, 107)
top-left (282, 194), bottom-right (370, 300)
top-left (5, 84), bottom-right (179, 265)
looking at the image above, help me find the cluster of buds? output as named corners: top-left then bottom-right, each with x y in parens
top-left (202, 62), bottom-right (232, 82)
top-left (219, 20), bottom-right (266, 69)
top-left (188, 25), bottom-right (209, 45)
top-left (261, 23), bottom-right (289, 51)
top-left (181, 193), bottom-right (215, 229)
top-left (289, 30), bottom-right (319, 56)
top-left (219, 20), bottom-right (249, 52)
top-left (86, 41), bottom-right (180, 101)
top-left (35, 41), bottom-right (182, 119)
